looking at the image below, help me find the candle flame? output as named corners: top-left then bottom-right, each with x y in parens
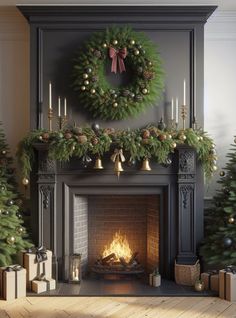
top-left (103, 231), bottom-right (133, 263)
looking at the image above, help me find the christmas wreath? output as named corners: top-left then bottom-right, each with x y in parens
top-left (72, 26), bottom-right (164, 120)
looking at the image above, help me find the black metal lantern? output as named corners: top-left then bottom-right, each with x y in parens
top-left (69, 253), bottom-right (82, 283)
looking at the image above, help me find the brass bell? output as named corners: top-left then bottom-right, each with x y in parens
top-left (114, 158), bottom-right (124, 178)
top-left (141, 158), bottom-right (151, 171)
top-left (94, 157), bottom-right (104, 170)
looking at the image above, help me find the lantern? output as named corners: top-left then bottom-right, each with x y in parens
top-left (69, 253), bottom-right (82, 283)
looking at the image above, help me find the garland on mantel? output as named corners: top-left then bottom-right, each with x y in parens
top-left (17, 125), bottom-right (217, 182)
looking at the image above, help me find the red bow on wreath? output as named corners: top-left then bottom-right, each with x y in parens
top-left (109, 47), bottom-right (127, 74)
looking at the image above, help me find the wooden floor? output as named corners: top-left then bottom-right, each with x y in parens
top-left (0, 297), bottom-right (236, 318)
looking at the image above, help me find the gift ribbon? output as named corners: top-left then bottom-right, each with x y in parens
top-left (206, 270), bottom-right (219, 290)
top-left (221, 266), bottom-right (236, 299)
top-left (110, 149), bottom-right (125, 163)
top-left (109, 47), bottom-right (127, 74)
top-left (25, 245), bottom-right (48, 264)
top-left (32, 262), bottom-right (51, 292)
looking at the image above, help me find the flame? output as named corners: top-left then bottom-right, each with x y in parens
top-left (103, 231), bottom-right (133, 263)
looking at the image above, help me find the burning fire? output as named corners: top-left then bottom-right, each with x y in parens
top-left (103, 231), bottom-right (133, 263)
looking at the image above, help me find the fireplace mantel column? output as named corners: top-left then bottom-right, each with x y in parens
top-left (176, 145), bottom-right (197, 265)
top-left (35, 144), bottom-right (58, 280)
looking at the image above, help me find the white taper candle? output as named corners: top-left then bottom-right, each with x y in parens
top-left (58, 96), bottom-right (61, 117)
top-left (171, 98), bottom-right (174, 120)
top-left (49, 81), bottom-right (52, 109)
top-left (176, 98), bottom-right (179, 124)
top-left (64, 98), bottom-right (67, 116)
top-left (183, 79), bottom-right (186, 105)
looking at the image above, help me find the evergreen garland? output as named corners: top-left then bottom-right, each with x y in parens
top-left (17, 126), bottom-right (216, 180)
top-left (72, 26), bottom-right (164, 120)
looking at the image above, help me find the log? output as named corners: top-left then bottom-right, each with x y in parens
top-left (129, 252), bottom-right (139, 265)
top-left (119, 257), bottom-right (128, 267)
top-left (101, 253), bottom-right (116, 264)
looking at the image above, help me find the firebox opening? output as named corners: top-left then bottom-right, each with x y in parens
top-left (73, 195), bottom-right (160, 279)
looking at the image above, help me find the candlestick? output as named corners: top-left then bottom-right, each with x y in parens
top-left (183, 79), bottom-right (186, 106)
top-left (49, 81), bottom-right (52, 110)
top-left (181, 105), bottom-right (187, 130)
top-left (58, 96), bottom-right (61, 117)
top-left (64, 98), bottom-right (67, 116)
top-left (171, 98), bottom-right (174, 120)
top-left (48, 108), bottom-right (53, 132)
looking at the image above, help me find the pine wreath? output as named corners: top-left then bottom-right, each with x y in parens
top-left (73, 26), bottom-right (164, 120)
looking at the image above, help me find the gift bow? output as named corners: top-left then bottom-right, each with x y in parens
top-left (4, 265), bottom-right (23, 272)
top-left (225, 265), bottom-right (236, 274)
top-left (111, 149), bottom-right (125, 163)
top-left (109, 47), bottom-right (127, 74)
top-left (26, 245), bottom-right (48, 263)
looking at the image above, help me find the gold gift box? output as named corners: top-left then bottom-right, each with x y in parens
top-left (201, 272), bottom-right (219, 292)
top-left (31, 278), bottom-right (56, 294)
top-left (219, 269), bottom-right (236, 302)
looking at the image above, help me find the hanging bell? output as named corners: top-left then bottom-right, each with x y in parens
top-left (94, 157), bottom-right (104, 170)
top-left (141, 158), bottom-right (152, 171)
top-left (114, 158), bottom-right (124, 178)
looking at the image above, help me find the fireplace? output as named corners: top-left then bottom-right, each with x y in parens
top-left (73, 195), bottom-right (160, 277)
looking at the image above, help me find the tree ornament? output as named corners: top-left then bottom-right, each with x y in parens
top-left (64, 132), bottom-right (72, 140)
top-left (224, 187), bottom-right (230, 195)
top-left (42, 132), bottom-right (50, 141)
top-left (224, 237), bottom-right (233, 247)
top-left (16, 226), bottom-right (24, 235)
top-left (72, 26), bottom-right (164, 120)
top-left (219, 171), bottom-right (225, 177)
top-left (7, 199), bottom-right (14, 206)
top-left (16, 212), bottom-right (22, 218)
top-left (171, 142), bottom-right (177, 149)
top-left (1, 149), bottom-right (7, 155)
top-left (77, 135), bottom-right (87, 144)
top-left (81, 155), bottom-right (92, 168)
top-left (0, 184), bottom-right (6, 191)
top-left (194, 280), bottom-right (205, 292)
top-left (91, 123), bottom-right (100, 133)
top-left (142, 130), bottom-right (150, 139)
top-left (86, 67), bottom-right (92, 73)
top-left (22, 177), bottom-right (29, 186)
top-left (228, 216), bottom-right (235, 224)
top-left (212, 165), bottom-right (217, 171)
top-left (179, 134), bottom-right (186, 141)
top-left (159, 134), bottom-right (167, 142)
top-left (93, 157), bottom-right (104, 170)
top-left (6, 236), bottom-right (16, 245)
top-left (141, 158), bottom-right (151, 171)
top-left (157, 118), bottom-right (166, 131)
top-left (3, 210), bottom-right (9, 215)
top-left (90, 88), bottom-right (96, 94)
top-left (130, 39), bottom-right (135, 45)
top-left (38, 135), bottom-right (43, 141)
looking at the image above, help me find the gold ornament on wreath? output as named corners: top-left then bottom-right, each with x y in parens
top-left (72, 26), bottom-right (164, 120)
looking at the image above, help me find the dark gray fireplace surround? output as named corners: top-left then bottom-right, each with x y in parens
top-left (18, 5), bottom-right (216, 283)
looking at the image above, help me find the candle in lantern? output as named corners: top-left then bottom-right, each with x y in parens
top-left (171, 98), bottom-right (174, 120)
top-left (183, 79), bottom-right (186, 105)
top-left (175, 98), bottom-right (179, 124)
top-left (74, 267), bottom-right (79, 280)
top-left (49, 81), bottom-right (52, 109)
top-left (64, 98), bottom-right (67, 116)
top-left (58, 96), bottom-right (61, 117)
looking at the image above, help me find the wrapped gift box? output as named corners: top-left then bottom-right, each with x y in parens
top-left (31, 278), bottom-right (56, 294)
top-left (201, 272), bottom-right (219, 292)
top-left (0, 265), bottom-right (26, 301)
top-left (219, 268), bottom-right (236, 302)
top-left (20, 248), bottom-right (52, 289)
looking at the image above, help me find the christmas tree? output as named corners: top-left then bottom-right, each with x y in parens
top-left (0, 123), bottom-right (30, 266)
top-left (201, 136), bottom-right (236, 266)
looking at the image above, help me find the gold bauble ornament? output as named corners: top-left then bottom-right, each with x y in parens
top-left (219, 171), bottom-right (225, 177)
top-left (172, 142), bottom-right (177, 148)
top-left (228, 217), bottom-right (235, 224)
top-left (148, 61), bottom-right (152, 66)
top-left (81, 86), bottom-right (86, 91)
top-left (6, 236), bottom-right (16, 245)
top-left (90, 88), bottom-right (96, 94)
top-left (1, 150), bottom-right (7, 155)
top-left (142, 88), bottom-right (148, 95)
top-left (113, 40), bottom-right (118, 45)
top-left (130, 40), bottom-right (135, 45)
top-left (16, 226), bottom-right (24, 235)
top-left (179, 134), bottom-right (186, 141)
top-left (113, 102), bottom-right (118, 108)
top-left (83, 73), bottom-right (89, 79)
top-left (213, 165), bottom-right (217, 171)
top-left (38, 135), bottom-right (43, 141)
top-left (194, 280), bottom-right (204, 292)
top-left (134, 49), bottom-right (140, 56)
top-left (84, 80), bottom-right (89, 85)
top-left (22, 177), bottom-right (29, 186)
top-left (102, 43), bottom-right (107, 48)
top-left (199, 136), bottom-right (203, 141)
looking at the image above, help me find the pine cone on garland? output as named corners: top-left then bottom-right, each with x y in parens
top-left (94, 50), bottom-right (102, 58)
top-left (143, 70), bottom-right (154, 80)
top-left (77, 135), bottom-right (88, 144)
top-left (142, 129), bottom-right (150, 139)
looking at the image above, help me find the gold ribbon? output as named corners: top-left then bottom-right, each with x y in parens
top-left (110, 149), bottom-right (125, 163)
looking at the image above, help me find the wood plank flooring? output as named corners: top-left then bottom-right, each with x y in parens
top-left (0, 297), bottom-right (236, 318)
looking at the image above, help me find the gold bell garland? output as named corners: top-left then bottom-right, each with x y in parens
top-left (111, 149), bottom-right (126, 178)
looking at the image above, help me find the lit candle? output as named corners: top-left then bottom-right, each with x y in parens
top-left (58, 96), bottom-right (61, 117)
top-left (183, 79), bottom-right (186, 105)
top-left (176, 98), bottom-right (179, 124)
top-left (49, 81), bottom-right (52, 109)
top-left (75, 268), bottom-right (79, 280)
top-left (171, 98), bottom-right (174, 120)
top-left (64, 98), bottom-right (67, 116)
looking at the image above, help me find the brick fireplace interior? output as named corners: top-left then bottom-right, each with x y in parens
top-left (73, 195), bottom-right (160, 276)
